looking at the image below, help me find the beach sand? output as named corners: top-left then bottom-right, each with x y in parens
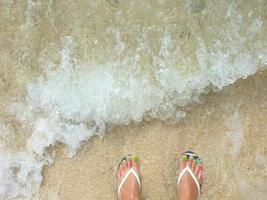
top-left (0, 1), bottom-right (266, 199)
top-left (39, 71), bottom-right (267, 200)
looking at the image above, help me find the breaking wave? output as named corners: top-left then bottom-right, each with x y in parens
top-left (0, 0), bottom-right (266, 199)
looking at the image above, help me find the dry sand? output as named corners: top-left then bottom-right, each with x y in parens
top-left (39, 71), bottom-right (267, 200)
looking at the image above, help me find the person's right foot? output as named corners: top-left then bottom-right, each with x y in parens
top-left (177, 153), bottom-right (204, 200)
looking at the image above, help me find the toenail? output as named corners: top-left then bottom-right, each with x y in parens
top-left (189, 155), bottom-right (194, 160)
top-left (131, 155), bottom-right (139, 163)
top-left (181, 155), bottom-right (188, 161)
top-left (197, 160), bottom-right (202, 165)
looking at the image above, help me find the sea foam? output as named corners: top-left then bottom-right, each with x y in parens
top-left (0, 0), bottom-right (266, 199)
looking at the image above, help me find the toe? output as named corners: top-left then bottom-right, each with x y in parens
top-left (116, 169), bottom-right (120, 183)
top-left (200, 174), bottom-right (204, 184)
top-left (116, 163), bottom-right (124, 187)
top-left (197, 165), bottom-right (204, 181)
top-left (194, 164), bottom-right (200, 174)
top-left (191, 159), bottom-right (197, 172)
top-left (118, 163), bottom-right (124, 177)
top-left (179, 154), bottom-right (188, 171)
top-left (131, 156), bottom-right (139, 167)
top-left (188, 155), bottom-right (194, 168)
top-left (121, 161), bottom-right (128, 177)
top-left (125, 159), bottom-right (131, 169)
top-left (131, 156), bottom-right (140, 177)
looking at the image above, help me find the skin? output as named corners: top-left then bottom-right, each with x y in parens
top-left (116, 159), bottom-right (141, 200)
top-left (177, 156), bottom-right (204, 200)
top-left (116, 155), bottom-right (204, 200)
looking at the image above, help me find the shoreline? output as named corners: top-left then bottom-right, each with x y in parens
top-left (39, 71), bottom-right (267, 200)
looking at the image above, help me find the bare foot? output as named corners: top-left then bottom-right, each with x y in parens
top-left (177, 153), bottom-right (204, 200)
top-left (116, 156), bottom-right (141, 200)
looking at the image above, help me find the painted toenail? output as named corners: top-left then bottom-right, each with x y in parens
top-left (189, 155), bottom-right (194, 160)
top-left (181, 155), bottom-right (188, 161)
top-left (131, 155), bottom-right (139, 163)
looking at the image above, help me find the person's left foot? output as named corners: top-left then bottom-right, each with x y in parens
top-left (116, 156), bottom-right (141, 200)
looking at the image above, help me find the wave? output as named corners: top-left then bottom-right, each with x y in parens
top-left (0, 0), bottom-right (266, 199)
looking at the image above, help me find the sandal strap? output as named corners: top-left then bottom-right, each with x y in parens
top-left (177, 165), bottom-right (200, 200)
top-left (118, 168), bottom-right (140, 197)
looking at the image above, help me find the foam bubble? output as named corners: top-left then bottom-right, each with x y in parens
top-left (0, 149), bottom-right (45, 199)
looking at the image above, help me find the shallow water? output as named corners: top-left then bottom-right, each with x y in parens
top-left (0, 0), bottom-right (266, 199)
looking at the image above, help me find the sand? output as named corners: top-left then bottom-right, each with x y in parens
top-left (39, 71), bottom-right (267, 200)
top-left (0, 1), bottom-right (266, 199)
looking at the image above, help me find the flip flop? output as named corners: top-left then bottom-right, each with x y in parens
top-left (177, 151), bottom-right (203, 200)
top-left (116, 155), bottom-right (141, 199)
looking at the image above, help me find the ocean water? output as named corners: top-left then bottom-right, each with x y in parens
top-left (0, 0), bottom-right (266, 199)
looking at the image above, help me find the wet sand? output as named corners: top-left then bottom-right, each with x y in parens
top-left (39, 71), bottom-right (267, 200)
top-left (1, 1), bottom-right (266, 199)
